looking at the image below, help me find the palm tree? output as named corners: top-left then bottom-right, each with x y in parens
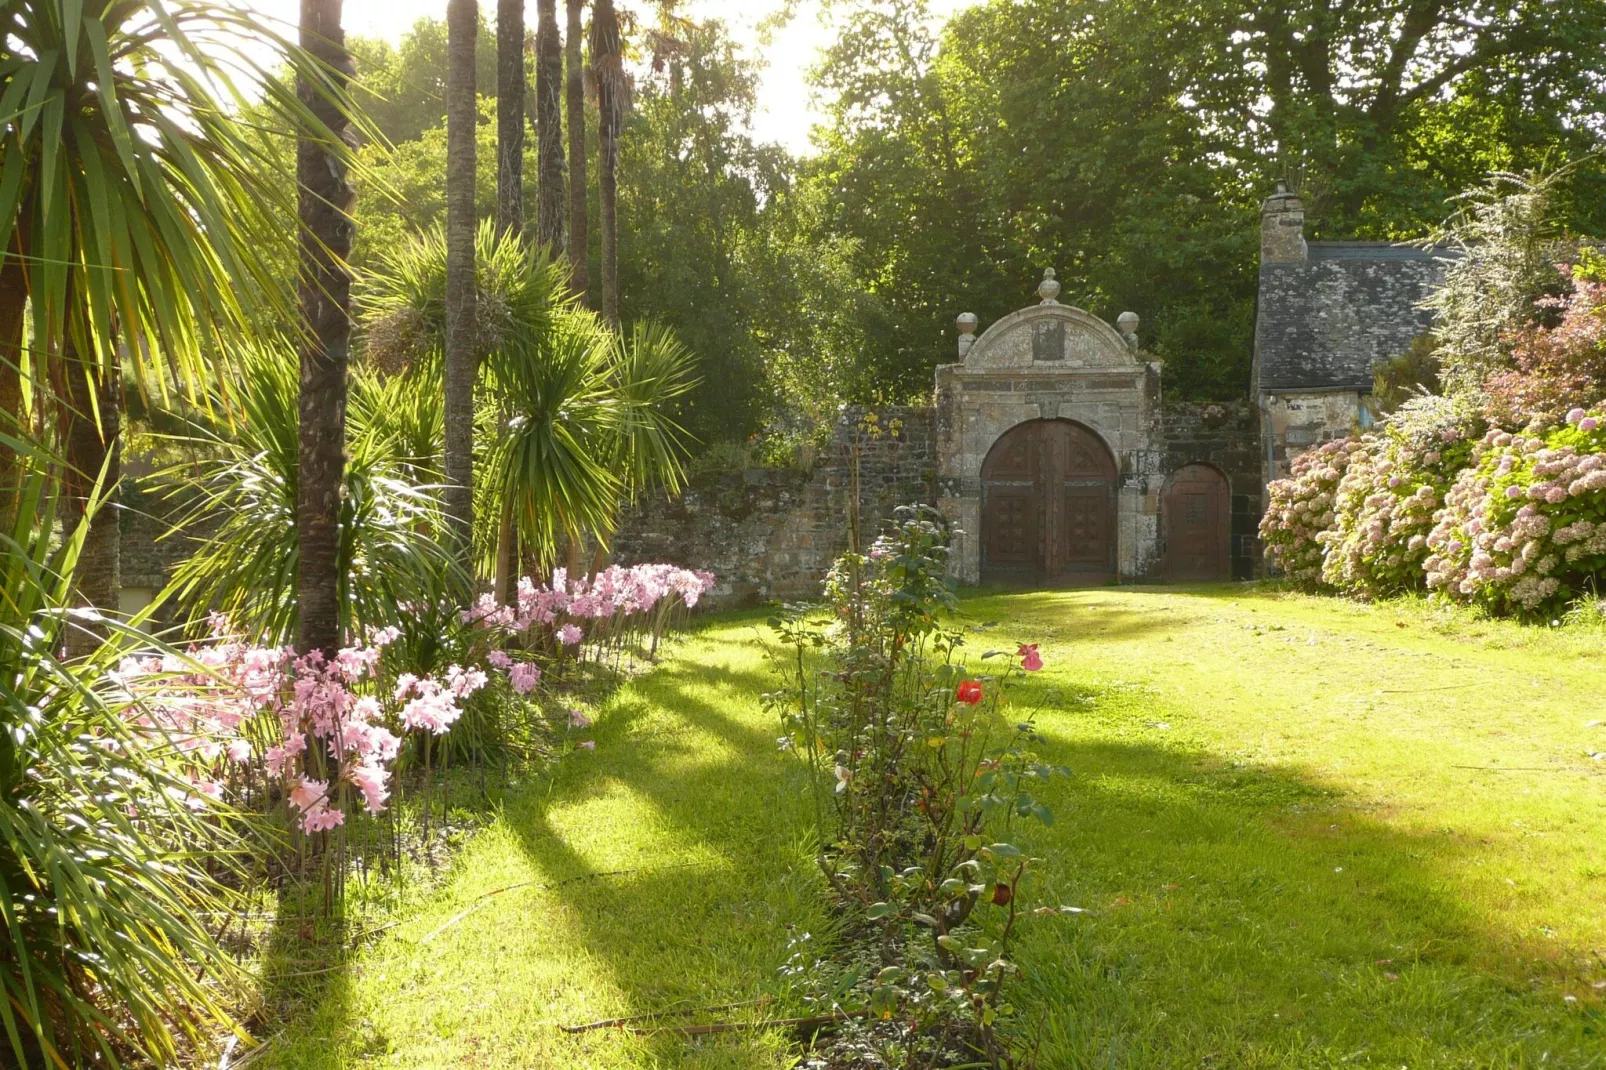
top-left (0, 0), bottom-right (357, 651)
top-left (297, 0), bottom-right (360, 659)
top-left (360, 223), bottom-right (695, 580)
top-left (496, 0), bottom-right (525, 239)
top-left (535, 0), bottom-right (566, 250)
top-left (565, 0), bottom-right (589, 303)
top-left (445, 0), bottom-right (480, 562)
top-left (590, 0), bottom-right (624, 323)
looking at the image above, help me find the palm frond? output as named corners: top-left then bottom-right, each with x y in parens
top-left (153, 339), bottom-right (462, 644)
top-left (0, 0), bottom-right (374, 405)
top-left (0, 432), bottom-right (255, 1067)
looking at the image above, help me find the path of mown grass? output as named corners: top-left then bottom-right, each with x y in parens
top-left (261, 587), bottom-right (1606, 1068)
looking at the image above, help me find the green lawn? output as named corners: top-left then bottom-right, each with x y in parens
top-left (258, 587), bottom-right (1606, 1068)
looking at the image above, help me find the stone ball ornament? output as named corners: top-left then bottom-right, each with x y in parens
top-left (1037, 268), bottom-right (1061, 305)
top-left (1117, 310), bottom-right (1140, 348)
top-left (956, 311), bottom-right (979, 358)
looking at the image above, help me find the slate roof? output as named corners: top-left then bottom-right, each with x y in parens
top-left (1254, 242), bottom-right (1450, 393)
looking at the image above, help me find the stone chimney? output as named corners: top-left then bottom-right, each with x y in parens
top-left (1260, 181), bottom-right (1306, 264)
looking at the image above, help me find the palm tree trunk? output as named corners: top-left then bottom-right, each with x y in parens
top-left (59, 346), bottom-right (120, 659)
top-left (590, 0), bottom-right (621, 324)
top-left (535, 0), bottom-right (565, 251)
top-left (0, 240), bottom-right (26, 527)
top-left (564, 0), bottom-right (588, 302)
top-left (445, 0), bottom-right (480, 563)
top-left (296, 0), bottom-right (357, 659)
top-left (496, 0), bottom-right (525, 240)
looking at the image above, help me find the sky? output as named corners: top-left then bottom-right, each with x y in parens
top-left (236, 0), bottom-right (967, 156)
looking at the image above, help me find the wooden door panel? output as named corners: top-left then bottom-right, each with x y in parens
top-left (982, 419), bottom-right (1116, 586)
top-left (984, 488), bottom-right (1038, 575)
top-left (1164, 465), bottom-right (1230, 582)
top-left (1060, 485), bottom-right (1111, 572)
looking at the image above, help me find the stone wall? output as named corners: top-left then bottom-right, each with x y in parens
top-left (610, 407), bottom-right (937, 608)
top-left (1158, 400), bottom-right (1264, 579)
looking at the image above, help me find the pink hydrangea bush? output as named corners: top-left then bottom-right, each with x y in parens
top-left (1424, 408), bottom-right (1606, 614)
top-left (1318, 397), bottom-right (1478, 597)
top-left (1260, 437), bottom-right (1361, 590)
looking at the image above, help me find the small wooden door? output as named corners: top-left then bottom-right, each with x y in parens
top-left (1163, 464), bottom-right (1230, 582)
top-left (981, 420), bottom-right (1116, 586)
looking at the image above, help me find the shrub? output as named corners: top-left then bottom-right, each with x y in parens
top-left (1425, 409), bottom-right (1606, 615)
top-left (768, 507), bottom-right (1063, 1065)
top-left (1318, 397), bottom-right (1480, 597)
top-left (2, 456), bottom-right (251, 1067)
top-left (1260, 437), bottom-right (1361, 590)
top-left (1483, 254), bottom-right (1606, 429)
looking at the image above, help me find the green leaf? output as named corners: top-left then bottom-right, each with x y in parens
top-left (866, 901), bottom-right (893, 920)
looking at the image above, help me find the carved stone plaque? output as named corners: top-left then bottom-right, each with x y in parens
top-left (1031, 319), bottom-right (1065, 362)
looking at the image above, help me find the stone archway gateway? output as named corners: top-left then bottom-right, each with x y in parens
top-left (936, 269), bottom-right (1162, 586)
top-left (1163, 463), bottom-right (1231, 582)
top-left (980, 419), bottom-right (1116, 585)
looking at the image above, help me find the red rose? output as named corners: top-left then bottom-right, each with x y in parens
top-left (956, 680), bottom-right (983, 705)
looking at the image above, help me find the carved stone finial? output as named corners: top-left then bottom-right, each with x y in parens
top-left (1037, 268), bottom-right (1061, 305)
top-left (1116, 311), bottom-right (1139, 349)
top-left (956, 312), bottom-right (978, 359)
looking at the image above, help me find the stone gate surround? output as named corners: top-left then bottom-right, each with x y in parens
top-left (935, 270), bottom-right (1164, 585)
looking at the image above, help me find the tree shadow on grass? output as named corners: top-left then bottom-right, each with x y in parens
top-left (496, 661), bottom-right (829, 1067)
top-left (1007, 726), bottom-right (1606, 1068)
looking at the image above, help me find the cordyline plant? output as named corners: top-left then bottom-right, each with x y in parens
top-left (767, 505), bottom-right (1065, 1068)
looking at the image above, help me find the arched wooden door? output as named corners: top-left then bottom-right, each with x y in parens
top-left (981, 419), bottom-right (1117, 586)
top-left (1163, 464), bottom-right (1231, 582)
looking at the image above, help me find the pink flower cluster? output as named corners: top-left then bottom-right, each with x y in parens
top-left (1260, 438), bottom-right (1359, 590)
top-left (461, 563), bottom-right (716, 647)
top-left (120, 625), bottom-right (486, 834)
top-left (1425, 411), bottom-right (1606, 613)
top-left (1317, 402), bottom-right (1474, 597)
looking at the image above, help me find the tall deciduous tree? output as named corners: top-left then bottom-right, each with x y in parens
top-left (445, 0), bottom-right (480, 561)
top-left (297, 0), bottom-right (359, 658)
top-left (535, 0), bottom-right (566, 250)
top-left (565, 0), bottom-right (589, 302)
top-left (496, 0), bottom-right (525, 238)
top-left (590, 0), bottom-right (624, 323)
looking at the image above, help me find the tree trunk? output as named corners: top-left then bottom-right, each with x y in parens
top-left (494, 503), bottom-right (518, 604)
top-left (565, 0), bottom-right (588, 302)
top-left (0, 240), bottom-right (26, 528)
top-left (445, 0), bottom-right (479, 563)
top-left (59, 346), bottom-right (120, 659)
top-left (591, 0), bottom-right (621, 324)
top-left (296, 0), bottom-right (357, 660)
top-left (535, 0), bottom-right (565, 251)
top-left (496, 0), bottom-right (525, 240)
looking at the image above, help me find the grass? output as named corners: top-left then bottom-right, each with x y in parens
top-left (256, 586), bottom-right (1606, 1068)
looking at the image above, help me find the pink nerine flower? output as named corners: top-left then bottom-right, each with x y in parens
top-left (557, 623), bottom-right (583, 646)
top-left (509, 662), bottom-right (541, 695)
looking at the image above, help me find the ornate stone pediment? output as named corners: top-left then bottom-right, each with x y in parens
top-left (961, 287), bottom-right (1135, 371)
